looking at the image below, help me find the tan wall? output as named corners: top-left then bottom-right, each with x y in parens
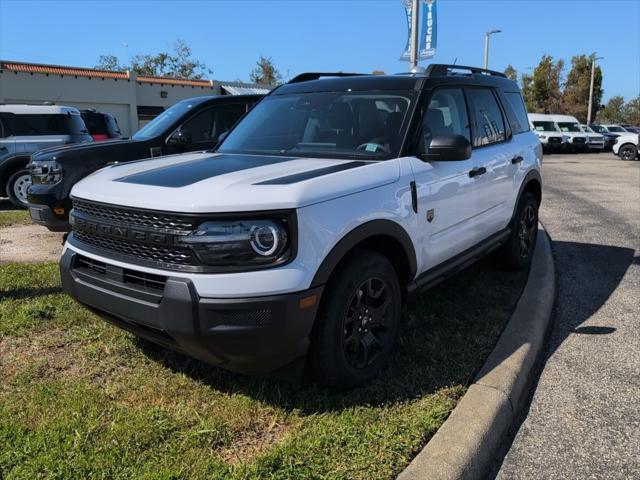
top-left (0, 70), bottom-right (220, 136)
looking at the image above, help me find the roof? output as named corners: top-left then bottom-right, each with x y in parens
top-left (221, 84), bottom-right (272, 95)
top-left (0, 104), bottom-right (81, 114)
top-left (276, 74), bottom-right (424, 95)
top-left (0, 60), bottom-right (214, 88)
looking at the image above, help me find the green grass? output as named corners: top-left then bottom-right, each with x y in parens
top-left (0, 260), bottom-right (527, 479)
top-left (0, 209), bottom-right (30, 227)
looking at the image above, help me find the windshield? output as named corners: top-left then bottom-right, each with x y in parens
top-left (133, 100), bottom-right (199, 140)
top-left (581, 125), bottom-right (595, 133)
top-left (532, 121), bottom-right (559, 132)
top-left (558, 122), bottom-right (582, 133)
top-left (607, 125), bottom-right (627, 133)
top-left (590, 125), bottom-right (605, 133)
top-left (217, 91), bottom-right (414, 159)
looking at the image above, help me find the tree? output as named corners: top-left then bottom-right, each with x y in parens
top-left (504, 64), bottom-right (517, 83)
top-left (596, 96), bottom-right (626, 123)
top-left (521, 73), bottom-right (535, 112)
top-left (249, 56), bottom-right (282, 86)
top-left (95, 40), bottom-right (210, 79)
top-left (622, 97), bottom-right (640, 125)
top-left (530, 55), bottom-right (564, 113)
top-left (95, 55), bottom-right (126, 72)
top-left (562, 54), bottom-right (603, 123)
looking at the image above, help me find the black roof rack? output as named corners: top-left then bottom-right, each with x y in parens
top-left (425, 64), bottom-right (507, 78)
top-left (288, 72), bottom-right (365, 84)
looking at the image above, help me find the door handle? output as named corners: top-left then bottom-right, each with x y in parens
top-left (469, 166), bottom-right (487, 178)
top-left (511, 155), bottom-right (524, 164)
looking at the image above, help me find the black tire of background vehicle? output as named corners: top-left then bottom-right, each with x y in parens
top-left (6, 168), bottom-right (31, 209)
top-left (308, 249), bottom-right (402, 389)
top-left (496, 192), bottom-right (539, 270)
top-left (619, 144), bottom-right (638, 161)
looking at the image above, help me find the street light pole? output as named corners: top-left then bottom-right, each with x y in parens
top-left (587, 56), bottom-right (604, 124)
top-left (483, 29), bottom-right (502, 70)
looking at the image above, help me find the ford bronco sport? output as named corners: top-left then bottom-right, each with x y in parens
top-left (61, 65), bottom-right (542, 388)
top-left (28, 95), bottom-right (261, 231)
top-left (0, 104), bottom-right (92, 207)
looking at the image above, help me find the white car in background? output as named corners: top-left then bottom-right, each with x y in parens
top-left (612, 132), bottom-right (639, 161)
top-left (549, 114), bottom-right (589, 152)
top-left (528, 113), bottom-right (565, 153)
top-left (579, 124), bottom-right (605, 151)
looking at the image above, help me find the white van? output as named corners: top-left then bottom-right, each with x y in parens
top-left (549, 114), bottom-right (589, 152)
top-left (528, 113), bottom-right (566, 153)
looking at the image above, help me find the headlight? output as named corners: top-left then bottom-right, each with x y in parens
top-left (29, 161), bottom-right (63, 185)
top-left (539, 135), bottom-right (547, 139)
top-left (177, 218), bottom-right (292, 267)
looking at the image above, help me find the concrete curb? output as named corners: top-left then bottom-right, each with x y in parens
top-left (398, 225), bottom-right (555, 480)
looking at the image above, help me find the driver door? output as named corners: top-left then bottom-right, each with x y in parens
top-left (408, 87), bottom-right (481, 272)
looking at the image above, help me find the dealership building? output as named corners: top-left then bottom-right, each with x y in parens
top-left (0, 60), bottom-right (271, 136)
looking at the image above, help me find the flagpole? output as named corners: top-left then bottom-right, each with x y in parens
top-left (410, 0), bottom-right (420, 70)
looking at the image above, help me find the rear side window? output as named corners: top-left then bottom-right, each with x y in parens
top-left (503, 92), bottom-right (530, 134)
top-left (0, 113), bottom-right (88, 136)
top-left (466, 88), bottom-right (506, 147)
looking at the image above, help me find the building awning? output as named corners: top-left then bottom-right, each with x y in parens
top-left (221, 85), bottom-right (271, 95)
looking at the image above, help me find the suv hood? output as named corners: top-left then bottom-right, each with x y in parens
top-left (31, 138), bottom-right (145, 168)
top-left (614, 132), bottom-right (639, 145)
top-left (71, 152), bottom-right (399, 212)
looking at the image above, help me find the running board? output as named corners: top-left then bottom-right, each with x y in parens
top-left (407, 228), bottom-right (511, 297)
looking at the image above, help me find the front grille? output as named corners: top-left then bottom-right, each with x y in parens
top-left (123, 269), bottom-right (167, 291)
top-left (549, 137), bottom-right (562, 144)
top-left (73, 199), bottom-right (197, 233)
top-left (74, 230), bottom-right (194, 266)
top-left (73, 254), bottom-right (168, 292)
top-left (574, 137), bottom-right (586, 143)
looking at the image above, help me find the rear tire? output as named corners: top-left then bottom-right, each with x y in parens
top-left (308, 249), bottom-right (402, 389)
top-left (497, 192), bottom-right (538, 270)
top-left (6, 168), bottom-right (31, 209)
top-left (619, 144), bottom-right (638, 161)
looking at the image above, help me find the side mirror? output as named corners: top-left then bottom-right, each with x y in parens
top-left (420, 134), bottom-right (472, 161)
top-left (167, 129), bottom-right (192, 146)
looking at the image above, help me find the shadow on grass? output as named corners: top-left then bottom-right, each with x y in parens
top-left (0, 286), bottom-right (63, 301)
top-left (138, 256), bottom-right (528, 414)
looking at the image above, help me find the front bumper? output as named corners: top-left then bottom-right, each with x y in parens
top-left (27, 190), bottom-right (71, 232)
top-left (60, 249), bottom-right (323, 375)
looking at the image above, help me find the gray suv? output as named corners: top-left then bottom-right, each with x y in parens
top-left (0, 104), bottom-right (93, 207)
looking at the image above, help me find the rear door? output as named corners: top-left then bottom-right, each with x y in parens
top-left (465, 87), bottom-right (515, 239)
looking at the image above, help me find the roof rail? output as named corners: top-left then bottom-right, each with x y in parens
top-left (288, 72), bottom-right (365, 84)
top-left (425, 64), bottom-right (507, 78)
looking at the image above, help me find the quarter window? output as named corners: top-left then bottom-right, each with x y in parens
top-left (467, 88), bottom-right (506, 147)
top-left (422, 88), bottom-right (471, 150)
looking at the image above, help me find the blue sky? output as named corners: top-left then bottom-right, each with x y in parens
top-left (1, 0), bottom-right (638, 101)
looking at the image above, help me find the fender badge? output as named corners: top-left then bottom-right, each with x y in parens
top-left (427, 209), bottom-right (435, 223)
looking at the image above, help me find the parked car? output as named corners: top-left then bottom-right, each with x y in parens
top-left (549, 114), bottom-right (589, 152)
top-left (80, 109), bottom-right (122, 141)
top-left (612, 132), bottom-right (639, 161)
top-left (528, 113), bottom-right (566, 153)
top-left (0, 104), bottom-right (92, 207)
top-left (60, 65), bottom-right (543, 388)
top-left (28, 95), bottom-right (261, 231)
top-left (620, 124), bottom-right (640, 134)
top-left (579, 124), bottom-right (605, 151)
top-left (601, 124), bottom-right (632, 135)
top-left (588, 124), bottom-right (618, 151)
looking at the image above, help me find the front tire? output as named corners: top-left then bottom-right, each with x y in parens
top-left (308, 249), bottom-right (402, 389)
top-left (6, 168), bottom-right (31, 209)
top-left (619, 144), bottom-right (638, 161)
top-left (498, 192), bottom-right (539, 270)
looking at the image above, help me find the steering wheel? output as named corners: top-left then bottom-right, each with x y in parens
top-left (356, 142), bottom-right (390, 154)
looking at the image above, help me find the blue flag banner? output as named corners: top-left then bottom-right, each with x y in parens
top-left (399, 0), bottom-right (413, 60)
top-left (418, 0), bottom-right (437, 60)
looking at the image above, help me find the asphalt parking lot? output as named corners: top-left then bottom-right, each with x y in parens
top-left (497, 152), bottom-right (640, 478)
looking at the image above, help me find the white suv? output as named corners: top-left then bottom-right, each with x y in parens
top-left (612, 131), bottom-right (639, 161)
top-left (60, 65), bottom-right (543, 388)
